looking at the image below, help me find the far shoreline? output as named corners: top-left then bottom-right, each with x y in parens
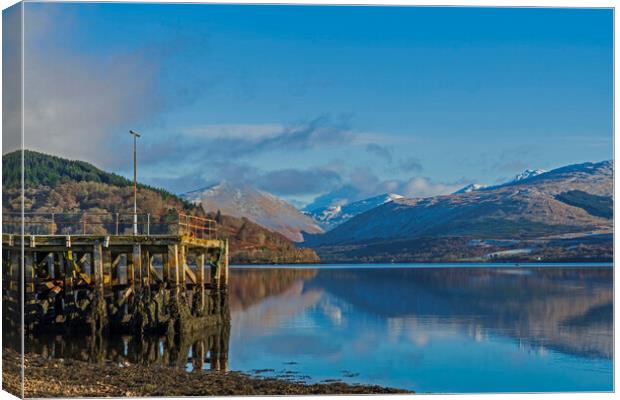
top-left (231, 261), bottom-right (614, 268)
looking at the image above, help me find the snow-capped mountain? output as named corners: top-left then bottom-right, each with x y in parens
top-left (306, 160), bottom-right (612, 258)
top-left (453, 183), bottom-right (486, 194)
top-left (453, 168), bottom-right (546, 195)
top-left (182, 182), bottom-right (323, 242)
top-left (512, 168), bottom-right (546, 182)
top-left (306, 193), bottom-right (403, 231)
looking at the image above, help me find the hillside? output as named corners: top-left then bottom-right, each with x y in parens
top-left (307, 160), bottom-right (613, 263)
top-left (2, 150), bottom-right (319, 264)
top-left (4, 150), bottom-right (183, 203)
top-left (182, 181), bottom-right (323, 242)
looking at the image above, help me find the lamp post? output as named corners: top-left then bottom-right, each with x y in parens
top-left (129, 130), bottom-right (141, 235)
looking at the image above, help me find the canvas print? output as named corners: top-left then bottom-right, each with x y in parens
top-left (1, 3), bottom-right (614, 397)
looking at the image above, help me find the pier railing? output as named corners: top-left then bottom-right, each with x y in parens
top-left (2, 210), bottom-right (217, 239)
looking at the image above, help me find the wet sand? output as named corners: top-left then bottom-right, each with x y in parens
top-left (3, 349), bottom-right (410, 397)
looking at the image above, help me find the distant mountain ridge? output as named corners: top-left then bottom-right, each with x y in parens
top-left (306, 160), bottom-right (613, 263)
top-left (453, 168), bottom-right (546, 195)
top-left (182, 181), bottom-right (323, 242)
top-left (305, 193), bottom-right (403, 231)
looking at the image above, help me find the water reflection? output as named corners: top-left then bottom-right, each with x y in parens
top-left (19, 266), bottom-right (613, 393)
top-left (303, 268), bottom-right (613, 359)
top-left (22, 324), bottom-right (229, 372)
top-left (227, 266), bottom-right (612, 392)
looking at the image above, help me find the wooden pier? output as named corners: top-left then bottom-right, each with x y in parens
top-left (2, 212), bottom-right (230, 335)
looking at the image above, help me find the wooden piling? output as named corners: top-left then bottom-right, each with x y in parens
top-left (168, 244), bottom-right (180, 292)
top-left (132, 245), bottom-right (142, 288)
top-left (3, 233), bottom-right (229, 333)
top-left (47, 252), bottom-right (55, 279)
top-left (197, 252), bottom-right (205, 309)
top-left (103, 249), bottom-right (112, 290)
top-left (141, 249), bottom-right (150, 287)
top-left (24, 253), bottom-right (35, 294)
top-left (179, 245), bottom-right (187, 289)
top-left (93, 243), bottom-right (104, 295)
top-left (222, 240), bottom-right (229, 286)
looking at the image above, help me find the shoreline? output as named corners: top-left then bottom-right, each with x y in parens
top-left (231, 261), bottom-right (613, 268)
top-left (2, 348), bottom-right (411, 397)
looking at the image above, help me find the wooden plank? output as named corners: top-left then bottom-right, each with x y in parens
top-left (149, 263), bottom-right (163, 282)
top-left (2, 234), bottom-right (225, 252)
top-left (184, 264), bottom-right (197, 285)
top-left (111, 254), bottom-right (122, 285)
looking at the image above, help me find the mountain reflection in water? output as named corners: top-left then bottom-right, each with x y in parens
top-left (227, 266), bottom-right (612, 393)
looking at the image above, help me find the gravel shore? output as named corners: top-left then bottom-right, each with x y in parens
top-left (3, 348), bottom-right (411, 397)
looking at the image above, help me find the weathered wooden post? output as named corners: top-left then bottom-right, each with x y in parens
top-left (197, 252), bottom-right (205, 310)
top-left (179, 245), bottom-right (187, 290)
top-left (132, 245), bottom-right (142, 288)
top-left (10, 250), bottom-right (20, 294)
top-left (197, 340), bottom-right (205, 370)
top-left (222, 239), bottom-right (229, 286)
top-left (141, 249), bottom-right (151, 287)
top-left (92, 242), bottom-right (106, 333)
top-left (93, 243), bottom-right (105, 295)
top-left (47, 252), bottom-right (55, 279)
top-left (64, 251), bottom-right (76, 315)
top-left (103, 248), bottom-right (112, 291)
top-left (127, 253), bottom-right (135, 289)
top-left (162, 252), bottom-right (169, 282)
top-left (167, 245), bottom-right (180, 293)
top-left (24, 252), bottom-right (35, 295)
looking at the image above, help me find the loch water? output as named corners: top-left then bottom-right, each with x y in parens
top-left (25, 264), bottom-right (613, 393)
top-left (228, 264), bottom-right (613, 393)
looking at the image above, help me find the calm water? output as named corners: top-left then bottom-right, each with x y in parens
top-left (227, 265), bottom-right (613, 393)
top-left (24, 265), bottom-right (613, 393)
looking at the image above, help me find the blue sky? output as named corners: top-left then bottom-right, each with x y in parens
top-left (11, 4), bottom-right (613, 207)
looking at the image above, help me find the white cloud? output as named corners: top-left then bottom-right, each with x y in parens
top-left (183, 123), bottom-right (285, 140)
top-left (399, 176), bottom-right (461, 198)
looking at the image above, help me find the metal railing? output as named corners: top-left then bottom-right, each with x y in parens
top-left (177, 213), bottom-right (217, 239)
top-left (2, 210), bottom-right (217, 239)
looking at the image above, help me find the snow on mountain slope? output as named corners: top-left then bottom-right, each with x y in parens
top-left (453, 183), bottom-right (486, 194)
top-left (512, 168), bottom-right (546, 182)
top-left (307, 160), bottom-right (613, 248)
top-left (182, 182), bottom-right (323, 242)
top-left (306, 193), bottom-right (403, 231)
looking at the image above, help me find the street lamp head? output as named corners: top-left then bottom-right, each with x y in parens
top-left (129, 130), bottom-right (141, 138)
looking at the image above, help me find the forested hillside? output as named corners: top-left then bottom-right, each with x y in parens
top-left (2, 150), bottom-right (319, 264)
